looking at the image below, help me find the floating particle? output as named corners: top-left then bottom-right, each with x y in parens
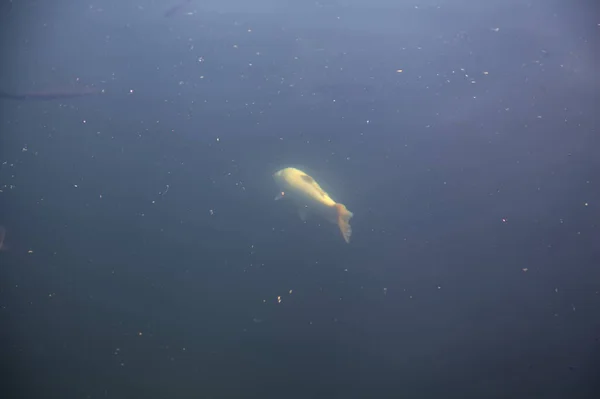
top-left (288, 290), bottom-right (293, 294)
top-left (522, 268), bottom-right (528, 272)
top-left (396, 69), bottom-right (403, 73)
top-left (277, 296), bottom-right (281, 303)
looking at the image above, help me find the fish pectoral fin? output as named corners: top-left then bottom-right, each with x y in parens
top-left (298, 207), bottom-right (309, 222)
top-left (275, 191), bottom-right (285, 201)
top-left (334, 203), bottom-right (354, 243)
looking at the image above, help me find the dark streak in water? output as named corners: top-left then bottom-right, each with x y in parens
top-left (0, 226), bottom-right (6, 251)
top-left (164, 0), bottom-right (192, 18)
top-left (0, 87), bottom-right (100, 101)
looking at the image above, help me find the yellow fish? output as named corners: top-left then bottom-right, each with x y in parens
top-left (273, 167), bottom-right (354, 243)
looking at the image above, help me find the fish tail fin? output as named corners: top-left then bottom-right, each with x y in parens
top-left (334, 203), bottom-right (353, 243)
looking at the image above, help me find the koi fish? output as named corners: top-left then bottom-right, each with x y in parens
top-left (273, 167), bottom-right (354, 243)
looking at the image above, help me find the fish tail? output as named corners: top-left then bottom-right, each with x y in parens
top-left (334, 203), bottom-right (353, 243)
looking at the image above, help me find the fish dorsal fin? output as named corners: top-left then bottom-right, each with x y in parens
top-left (300, 174), bottom-right (327, 197)
top-left (300, 174), bottom-right (314, 184)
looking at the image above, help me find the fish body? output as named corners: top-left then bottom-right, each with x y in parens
top-left (273, 167), bottom-right (353, 243)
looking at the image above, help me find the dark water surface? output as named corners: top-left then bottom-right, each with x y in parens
top-left (1, 1), bottom-right (599, 398)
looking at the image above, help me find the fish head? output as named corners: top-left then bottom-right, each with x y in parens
top-left (273, 168), bottom-right (294, 198)
top-left (272, 168), bottom-right (288, 185)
